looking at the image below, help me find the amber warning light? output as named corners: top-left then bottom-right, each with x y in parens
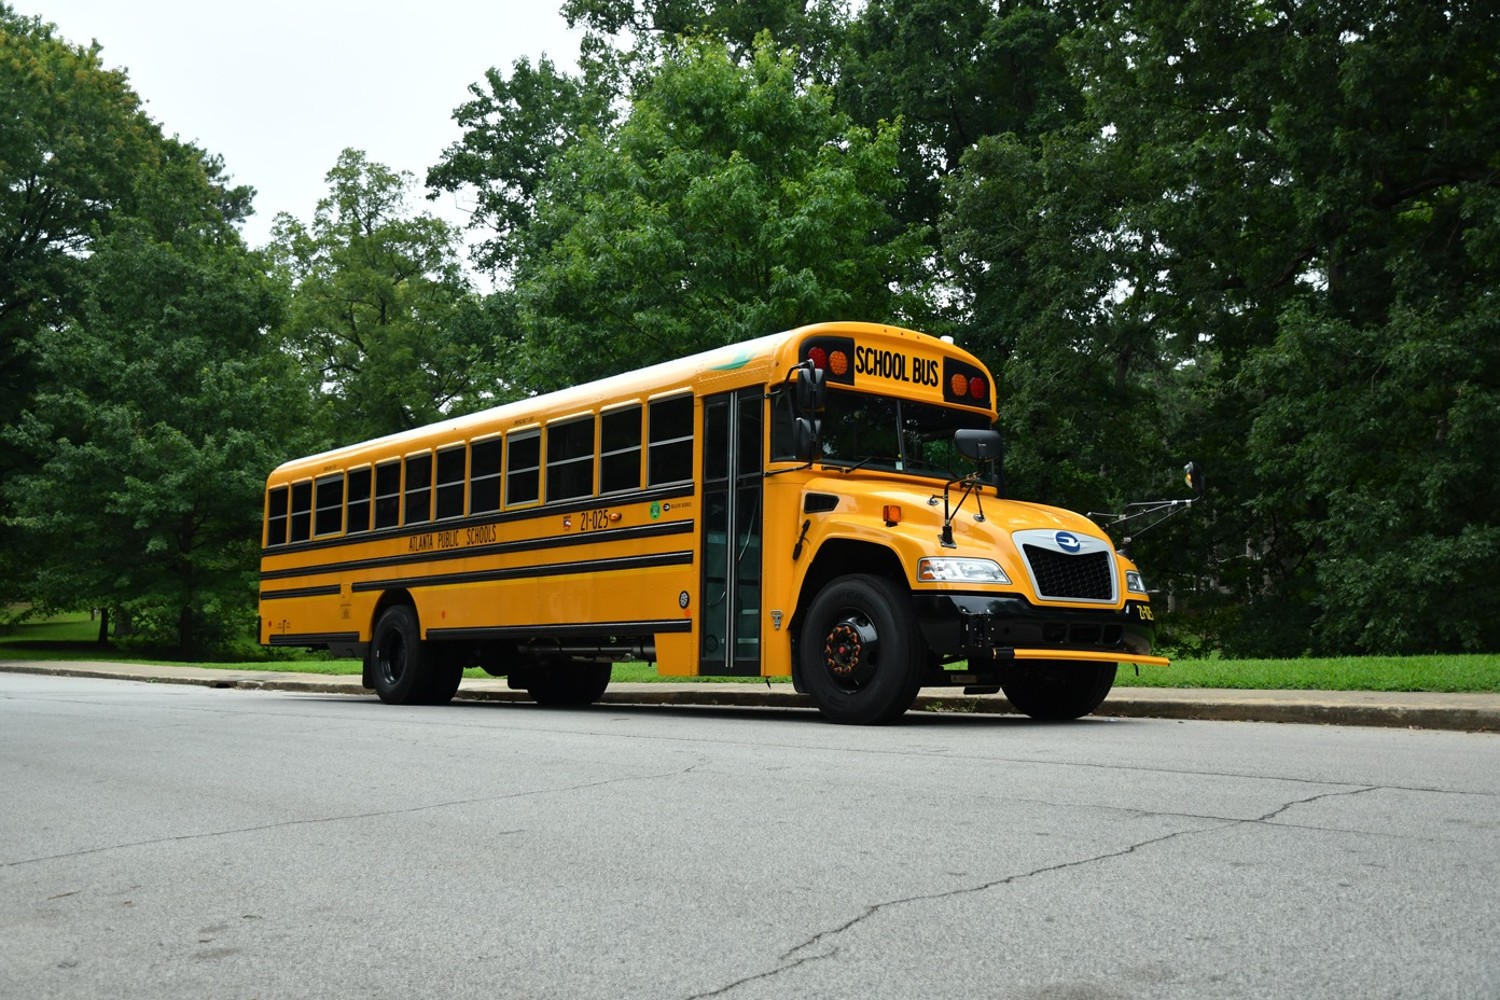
top-left (807, 345), bottom-right (851, 377)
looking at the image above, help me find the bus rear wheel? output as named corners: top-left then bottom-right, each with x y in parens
top-left (799, 574), bottom-right (924, 725)
top-left (370, 605), bottom-right (460, 706)
top-left (999, 663), bottom-right (1116, 720)
top-left (525, 663), bottom-right (612, 707)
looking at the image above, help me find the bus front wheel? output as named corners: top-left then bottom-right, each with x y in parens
top-left (999, 663), bottom-right (1116, 720)
top-left (370, 605), bottom-right (461, 706)
top-left (799, 574), bottom-right (924, 725)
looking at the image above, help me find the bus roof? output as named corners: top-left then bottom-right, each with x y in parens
top-left (268, 321), bottom-right (992, 481)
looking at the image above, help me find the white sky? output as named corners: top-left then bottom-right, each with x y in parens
top-left (31, 1), bottom-right (584, 249)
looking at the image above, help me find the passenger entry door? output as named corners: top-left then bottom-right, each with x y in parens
top-left (700, 387), bottom-right (764, 676)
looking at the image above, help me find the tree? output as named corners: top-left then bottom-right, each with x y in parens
top-left (0, 5), bottom-right (171, 604)
top-left (508, 37), bottom-right (929, 391)
top-left (561, 0), bottom-right (845, 76)
top-left (3, 138), bottom-right (299, 657)
top-left (427, 56), bottom-right (616, 275)
top-left (271, 149), bottom-right (506, 442)
top-left (837, 1), bottom-right (1080, 248)
top-left (995, 0), bottom-right (1500, 653)
top-left (943, 124), bottom-right (1176, 516)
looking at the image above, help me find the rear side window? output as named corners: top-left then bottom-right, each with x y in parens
top-left (314, 474), bottom-right (344, 537)
top-left (601, 406), bottom-right (643, 494)
top-left (649, 395), bottom-right (693, 485)
top-left (547, 417), bottom-right (595, 501)
top-left (265, 486), bottom-right (289, 546)
top-left (436, 446), bottom-right (466, 520)
top-left (507, 432), bottom-right (540, 506)
top-left (404, 452), bottom-right (432, 524)
top-left (346, 467), bottom-right (372, 534)
top-left (374, 461), bottom-right (401, 529)
top-left (469, 438), bottom-right (502, 514)
top-left (289, 481), bottom-right (312, 543)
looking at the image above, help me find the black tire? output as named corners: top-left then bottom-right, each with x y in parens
top-left (798, 574), bottom-right (924, 725)
top-left (370, 605), bottom-right (450, 705)
top-left (526, 663), bottom-right (612, 707)
top-left (420, 650), bottom-right (464, 706)
top-left (999, 662), bottom-right (1117, 720)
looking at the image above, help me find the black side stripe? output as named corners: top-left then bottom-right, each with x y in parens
top-left (261, 519), bottom-right (694, 583)
top-left (261, 483), bottom-right (696, 558)
top-left (259, 584), bottom-right (342, 601)
top-left (427, 620), bottom-right (693, 641)
top-left (266, 632), bottom-right (359, 646)
top-left (350, 551), bottom-right (694, 594)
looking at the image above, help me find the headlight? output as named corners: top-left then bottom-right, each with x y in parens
top-left (1125, 570), bottom-right (1148, 594)
top-left (917, 557), bottom-right (1011, 584)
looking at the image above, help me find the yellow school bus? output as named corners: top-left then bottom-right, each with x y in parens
top-left (259, 321), bottom-right (1167, 724)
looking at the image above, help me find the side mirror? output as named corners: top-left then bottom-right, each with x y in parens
top-left (793, 416), bottom-right (821, 461)
top-left (1184, 461), bottom-right (1204, 495)
top-left (954, 428), bottom-right (1003, 462)
top-left (794, 365), bottom-right (826, 415)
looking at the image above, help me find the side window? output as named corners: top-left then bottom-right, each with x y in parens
top-left (265, 486), bottom-right (289, 546)
top-left (506, 431), bottom-right (540, 506)
top-left (768, 387), bottom-right (799, 462)
top-left (469, 437), bottom-right (502, 514)
top-left (346, 466), bottom-right (372, 534)
top-left (600, 405), bottom-right (643, 494)
top-left (404, 452), bottom-right (432, 524)
top-left (374, 461), bottom-right (401, 529)
top-left (546, 416), bottom-right (595, 502)
top-left (289, 481), bottom-right (313, 543)
top-left (314, 473), bottom-right (344, 537)
top-left (648, 394), bottom-right (694, 486)
top-left (436, 446), bottom-right (466, 520)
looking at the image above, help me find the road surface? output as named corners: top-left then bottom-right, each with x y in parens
top-left (2, 673), bottom-right (1497, 999)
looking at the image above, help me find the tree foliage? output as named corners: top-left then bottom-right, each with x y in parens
top-left (427, 56), bottom-right (616, 274)
top-left (1062, 0), bottom-right (1500, 653)
top-left (508, 38), bottom-right (928, 390)
top-left (3, 138), bottom-right (299, 656)
top-left (5, 1), bottom-right (1498, 658)
top-left (271, 149), bottom-right (504, 442)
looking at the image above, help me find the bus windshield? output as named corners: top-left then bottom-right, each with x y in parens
top-left (775, 388), bottom-right (995, 481)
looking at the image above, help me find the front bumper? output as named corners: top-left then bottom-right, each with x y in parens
top-left (912, 592), bottom-right (1157, 663)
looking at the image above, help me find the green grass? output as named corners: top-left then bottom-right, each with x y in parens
top-left (1115, 654), bottom-right (1500, 693)
top-left (4, 613), bottom-right (1498, 692)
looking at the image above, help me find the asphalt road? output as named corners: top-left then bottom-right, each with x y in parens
top-left (3, 673), bottom-right (1498, 1000)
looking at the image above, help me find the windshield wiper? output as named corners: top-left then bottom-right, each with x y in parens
top-left (826, 455), bottom-right (887, 474)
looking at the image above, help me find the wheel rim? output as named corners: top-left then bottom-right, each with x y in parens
top-left (821, 609), bottom-right (881, 693)
top-left (377, 630), bottom-right (406, 686)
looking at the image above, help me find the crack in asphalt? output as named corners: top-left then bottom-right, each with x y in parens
top-left (2, 764), bottom-right (701, 869)
top-left (684, 785), bottom-right (1379, 999)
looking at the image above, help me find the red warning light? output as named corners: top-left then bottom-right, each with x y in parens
top-left (808, 347), bottom-right (828, 370)
top-left (969, 376), bottom-right (987, 399)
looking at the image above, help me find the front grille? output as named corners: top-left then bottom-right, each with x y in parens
top-left (1022, 545), bottom-right (1114, 601)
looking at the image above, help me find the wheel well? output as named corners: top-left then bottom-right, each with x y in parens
top-left (363, 590), bottom-right (416, 688)
top-left (797, 540), bottom-right (907, 613)
top-left (790, 540), bottom-right (908, 687)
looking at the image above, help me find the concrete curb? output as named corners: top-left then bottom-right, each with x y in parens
top-left (2, 660), bottom-right (1497, 733)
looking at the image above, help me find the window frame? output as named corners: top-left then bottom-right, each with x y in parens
top-left (468, 434), bottom-right (503, 515)
top-left (648, 392), bottom-right (695, 487)
top-left (313, 472), bottom-right (345, 538)
top-left (506, 428), bottom-right (542, 508)
top-left (545, 413), bottom-right (596, 503)
top-left (599, 402), bottom-right (644, 495)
